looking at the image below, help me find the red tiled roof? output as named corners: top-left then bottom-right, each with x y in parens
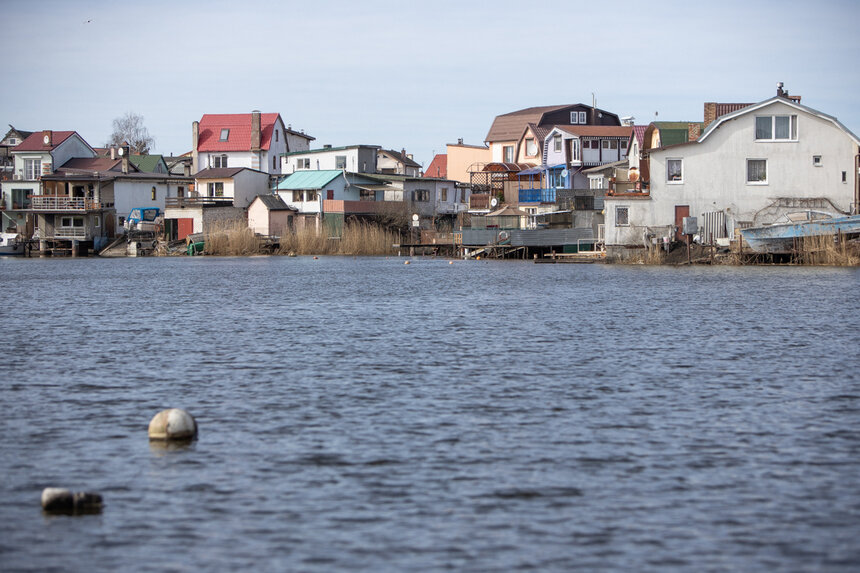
top-left (424, 154), bottom-right (447, 178)
top-left (14, 131), bottom-right (77, 152)
top-left (197, 113), bottom-right (282, 152)
top-left (632, 125), bottom-right (647, 146)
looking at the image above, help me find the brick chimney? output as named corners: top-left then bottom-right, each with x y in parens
top-left (251, 110), bottom-right (261, 152)
top-left (688, 123), bottom-right (701, 141)
top-left (703, 102), bottom-right (717, 129)
top-left (191, 120), bottom-right (199, 173)
top-left (121, 145), bottom-right (130, 174)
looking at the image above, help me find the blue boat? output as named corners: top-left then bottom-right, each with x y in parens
top-left (740, 211), bottom-right (860, 254)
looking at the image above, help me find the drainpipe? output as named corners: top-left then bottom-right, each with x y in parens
top-left (855, 152), bottom-right (860, 214)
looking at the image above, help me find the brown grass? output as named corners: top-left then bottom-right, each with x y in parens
top-left (796, 234), bottom-right (860, 266)
top-left (203, 222), bottom-right (262, 256)
top-left (277, 221), bottom-right (399, 256)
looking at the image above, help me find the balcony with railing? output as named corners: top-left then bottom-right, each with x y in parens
top-left (518, 188), bottom-right (556, 204)
top-left (165, 196), bottom-right (234, 208)
top-left (323, 199), bottom-right (385, 214)
top-left (607, 179), bottom-right (650, 197)
top-left (35, 227), bottom-right (88, 240)
top-left (30, 196), bottom-right (104, 211)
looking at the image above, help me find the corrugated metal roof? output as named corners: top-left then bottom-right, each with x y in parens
top-left (277, 170), bottom-right (342, 190)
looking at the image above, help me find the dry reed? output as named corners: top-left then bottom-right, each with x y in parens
top-left (277, 221), bottom-right (398, 256)
top-left (203, 221), bottom-right (262, 256)
top-left (797, 234), bottom-right (860, 266)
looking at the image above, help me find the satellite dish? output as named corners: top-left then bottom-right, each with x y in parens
top-left (490, 197), bottom-right (498, 207)
top-left (412, 213), bottom-right (419, 221)
top-left (118, 147), bottom-right (125, 156)
top-left (561, 169), bottom-right (569, 178)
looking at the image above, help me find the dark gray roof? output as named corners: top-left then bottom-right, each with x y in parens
top-left (254, 194), bottom-right (292, 211)
top-left (194, 167), bottom-right (250, 178)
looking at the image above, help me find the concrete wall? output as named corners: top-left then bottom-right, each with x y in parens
top-left (446, 144), bottom-right (491, 184)
top-left (51, 136), bottom-right (95, 171)
top-left (232, 170), bottom-right (271, 208)
top-left (283, 147), bottom-right (378, 174)
top-left (248, 201), bottom-right (291, 236)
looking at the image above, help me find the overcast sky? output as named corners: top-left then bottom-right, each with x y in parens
top-left (2, 0), bottom-right (858, 168)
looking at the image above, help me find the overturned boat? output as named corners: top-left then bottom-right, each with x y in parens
top-left (740, 211), bottom-right (860, 254)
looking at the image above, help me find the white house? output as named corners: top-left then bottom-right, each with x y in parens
top-left (377, 149), bottom-right (421, 177)
top-left (282, 145), bottom-right (380, 174)
top-left (604, 93), bottom-right (860, 259)
top-left (163, 167), bottom-right (270, 240)
top-left (192, 111), bottom-right (314, 175)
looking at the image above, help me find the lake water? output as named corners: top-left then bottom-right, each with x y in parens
top-left (1, 256), bottom-right (858, 571)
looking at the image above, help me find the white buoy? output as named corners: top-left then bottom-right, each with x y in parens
top-left (42, 488), bottom-right (103, 514)
top-left (148, 408), bottom-right (198, 441)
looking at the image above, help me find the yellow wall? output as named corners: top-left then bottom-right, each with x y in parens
top-left (446, 144), bottom-right (491, 184)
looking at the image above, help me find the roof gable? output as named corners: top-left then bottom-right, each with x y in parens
top-left (253, 194), bottom-right (293, 211)
top-left (424, 154), bottom-right (447, 178)
top-left (197, 113), bottom-right (284, 152)
top-left (699, 96), bottom-right (860, 145)
top-left (14, 131), bottom-right (80, 152)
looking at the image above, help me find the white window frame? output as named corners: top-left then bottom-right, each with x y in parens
top-left (212, 154), bottom-right (228, 168)
top-left (335, 155), bottom-right (347, 169)
top-left (570, 112), bottom-right (579, 124)
top-left (667, 158), bottom-right (684, 184)
top-left (812, 155), bottom-right (822, 167)
top-left (746, 158), bottom-right (768, 185)
top-left (24, 157), bottom-right (41, 180)
top-left (755, 115), bottom-right (798, 141)
top-left (553, 135), bottom-right (562, 153)
top-left (503, 145), bottom-right (514, 163)
top-left (525, 138), bottom-right (537, 157)
top-left (615, 206), bottom-right (629, 226)
top-left (579, 111), bottom-right (586, 124)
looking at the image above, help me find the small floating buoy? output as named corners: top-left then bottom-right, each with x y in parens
top-left (42, 488), bottom-right (103, 515)
top-left (404, 260), bottom-right (410, 265)
top-left (449, 261), bottom-right (453, 265)
top-left (313, 256), bottom-right (318, 260)
top-left (148, 408), bottom-right (198, 442)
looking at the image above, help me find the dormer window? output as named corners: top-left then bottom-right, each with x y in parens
top-left (219, 128), bottom-right (230, 141)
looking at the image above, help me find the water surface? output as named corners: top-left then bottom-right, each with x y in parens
top-left (1, 256), bottom-right (858, 571)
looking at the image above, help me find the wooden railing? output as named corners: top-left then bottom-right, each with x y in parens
top-left (323, 200), bottom-right (384, 214)
top-left (30, 196), bottom-right (103, 211)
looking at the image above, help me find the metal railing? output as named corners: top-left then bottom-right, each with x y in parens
top-left (518, 188), bottom-right (556, 203)
top-left (30, 196), bottom-right (102, 211)
top-left (37, 227), bottom-right (88, 239)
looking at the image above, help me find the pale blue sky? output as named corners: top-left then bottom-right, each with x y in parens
top-left (2, 0), bottom-right (858, 167)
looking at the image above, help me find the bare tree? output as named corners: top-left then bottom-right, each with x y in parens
top-left (108, 111), bottom-right (154, 154)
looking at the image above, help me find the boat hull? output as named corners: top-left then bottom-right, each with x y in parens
top-left (741, 215), bottom-right (860, 254)
top-left (0, 233), bottom-right (24, 256)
